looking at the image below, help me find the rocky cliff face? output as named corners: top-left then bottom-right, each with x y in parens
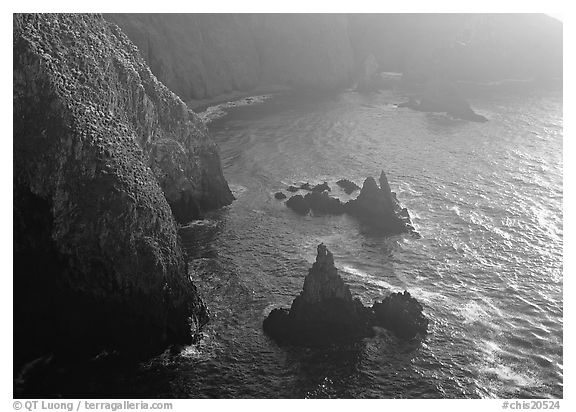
top-left (105, 14), bottom-right (355, 102)
top-left (13, 13), bottom-right (232, 369)
top-left (106, 14), bottom-right (561, 103)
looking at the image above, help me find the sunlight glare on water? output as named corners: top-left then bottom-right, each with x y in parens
top-left (150, 85), bottom-right (562, 398)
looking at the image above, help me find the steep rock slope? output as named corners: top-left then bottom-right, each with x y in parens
top-left (106, 14), bottom-right (561, 104)
top-left (105, 14), bottom-right (355, 102)
top-left (13, 13), bottom-right (231, 369)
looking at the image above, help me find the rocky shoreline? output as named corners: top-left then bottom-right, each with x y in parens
top-left (13, 13), bottom-right (232, 370)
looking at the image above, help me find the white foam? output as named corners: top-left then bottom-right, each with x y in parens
top-left (482, 365), bottom-right (537, 387)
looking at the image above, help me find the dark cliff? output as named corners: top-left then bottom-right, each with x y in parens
top-left (104, 13), bottom-right (355, 102)
top-left (13, 13), bottom-right (232, 369)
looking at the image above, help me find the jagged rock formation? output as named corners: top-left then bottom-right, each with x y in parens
top-left (346, 172), bottom-right (417, 235)
top-left (284, 172), bottom-right (417, 236)
top-left (104, 14), bottom-right (355, 103)
top-left (13, 13), bottom-right (232, 370)
top-left (263, 244), bottom-right (428, 345)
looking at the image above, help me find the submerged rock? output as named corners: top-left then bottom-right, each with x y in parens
top-left (345, 171), bottom-right (417, 235)
top-left (274, 192), bottom-right (287, 200)
top-left (285, 195), bottom-right (310, 215)
top-left (263, 244), bottom-right (428, 346)
top-left (336, 178), bottom-right (361, 194)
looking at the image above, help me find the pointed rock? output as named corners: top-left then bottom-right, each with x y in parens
top-left (263, 244), bottom-right (428, 346)
top-left (299, 244), bottom-right (352, 304)
top-left (345, 171), bottom-right (415, 234)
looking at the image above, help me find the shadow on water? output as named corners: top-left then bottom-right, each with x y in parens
top-left (283, 335), bottom-right (432, 399)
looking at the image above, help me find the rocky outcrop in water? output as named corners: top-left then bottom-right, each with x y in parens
top-left (304, 191), bottom-right (345, 215)
top-left (398, 79), bottom-right (488, 122)
top-left (285, 195), bottom-right (310, 215)
top-left (13, 13), bottom-right (232, 369)
top-left (345, 171), bottom-right (417, 234)
top-left (372, 291), bottom-right (429, 340)
top-left (263, 244), bottom-right (428, 345)
top-left (283, 173), bottom-right (417, 235)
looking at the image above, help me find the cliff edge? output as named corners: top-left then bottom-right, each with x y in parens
top-left (13, 13), bottom-right (232, 370)
top-left (105, 14), bottom-right (355, 102)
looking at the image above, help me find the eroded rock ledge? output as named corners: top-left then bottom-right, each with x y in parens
top-left (263, 244), bottom-right (428, 346)
top-left (13, 13), bottom-right (232, 369)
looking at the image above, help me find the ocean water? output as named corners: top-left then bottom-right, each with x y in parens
top-left (172, 85), bottom-right (563, 398)
top-left (26, 85), bottom-right (562, 398)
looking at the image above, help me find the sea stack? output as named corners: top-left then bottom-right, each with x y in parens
top-left (345, 171), bottom-right (417, 234)
top-left (263, 244), bottom-right (428, 345)
top-left (283, 173), bottom-right (418, 236)
top-left (263, 244), bottom-right (373, 345)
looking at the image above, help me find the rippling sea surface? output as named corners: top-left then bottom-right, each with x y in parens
top-left (38, 84), bottom-right (563, 398)
top-left (175, 84), bottom-right (563, 398)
